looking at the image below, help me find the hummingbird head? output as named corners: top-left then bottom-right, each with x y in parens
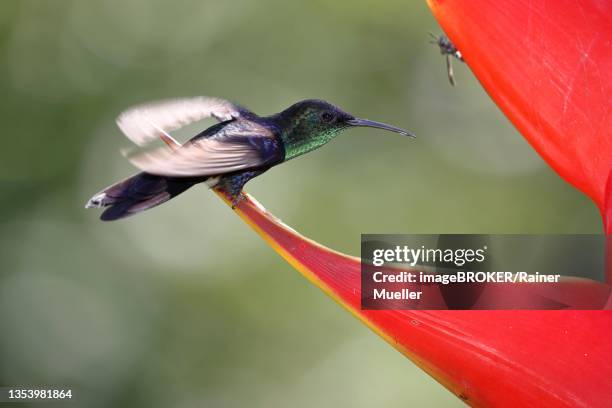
top-left (276, 99), bottom-right (414, 160)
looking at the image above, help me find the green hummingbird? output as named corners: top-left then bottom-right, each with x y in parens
top-left (85, 97), bottom-right (414, 221)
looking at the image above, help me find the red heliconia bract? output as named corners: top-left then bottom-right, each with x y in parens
top-left (218, 191), bottom-right (612, 407)
top-left (427, 0), bottom-right (612, 233)
top-left (214, 1), bottom-right (612, 406)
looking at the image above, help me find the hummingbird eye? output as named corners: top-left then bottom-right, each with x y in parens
top-left (320, 111), bottom-right (335, 123)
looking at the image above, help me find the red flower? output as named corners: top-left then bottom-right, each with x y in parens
top-left (428, 0), bottom-right (612, 233)
top-left (217, 189), bottom-right (611, 406)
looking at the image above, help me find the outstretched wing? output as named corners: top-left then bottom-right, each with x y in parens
top-left (127, 120), bottom-right (284, 177)
top-left (116, 96), bottom-right (246, 146)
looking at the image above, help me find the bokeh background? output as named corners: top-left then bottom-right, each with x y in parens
top-left (0, 1), bottom-right (603, 407)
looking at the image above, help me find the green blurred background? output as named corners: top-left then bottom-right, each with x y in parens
top-left (0, 1), bottom-right (602, 407)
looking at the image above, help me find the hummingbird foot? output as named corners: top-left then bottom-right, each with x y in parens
top-left (218, 170), bottom-right (264, 210)
top-left (231, 192), bottom-right (247, 209)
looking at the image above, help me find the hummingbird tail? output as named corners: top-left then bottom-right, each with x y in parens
top-left (85, 172), bottom-right (198, 221)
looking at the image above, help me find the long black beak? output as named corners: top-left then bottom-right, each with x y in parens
top-left (347, 118), bottom-right (415, 138)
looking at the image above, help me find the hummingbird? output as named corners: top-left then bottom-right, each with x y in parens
top-left (429, 33), bottom-right (464, 86)
top-left (85, 97), bottom-right (414, 221)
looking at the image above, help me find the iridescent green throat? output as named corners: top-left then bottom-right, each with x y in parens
top-left (281, 128), bottom-right (340, 160)
top-left (278, 116), bottom-right (344, 160)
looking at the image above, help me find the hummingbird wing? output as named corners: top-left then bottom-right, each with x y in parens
top-left (126, 120), bottom-right (283, 177)
top-left (116, 96), bottom-right (247, 146)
